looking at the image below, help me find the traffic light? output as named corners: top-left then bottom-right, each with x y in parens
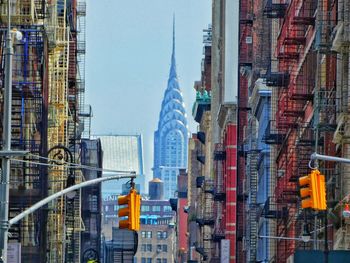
top-left (118, 189), bottom-right (141, 231)
top-left (299, 172), bottom-right (317, 209)
top-left (317, 170), bottom-right (327, 210)
top-left (299, 169), bottom-right (326, 211)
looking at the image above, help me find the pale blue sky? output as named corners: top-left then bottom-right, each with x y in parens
top-left (86, 0), bottom-right (211, 184)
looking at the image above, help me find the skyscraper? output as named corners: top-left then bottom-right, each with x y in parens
top-left (94, 134), bottom-right (145, 196)
top-left (153, 19), bottom-right (189, 200)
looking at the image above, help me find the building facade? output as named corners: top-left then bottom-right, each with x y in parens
top-left (153, 21), bottom-right (189, 200)
top-left (240, 0), bottom-right (338, 261)
top-left (134, 200), bottom-right (175, 263)
top-left (80, 139), bottom-right (103, 263)
top-left (3, 1), bottom-right (90, 262)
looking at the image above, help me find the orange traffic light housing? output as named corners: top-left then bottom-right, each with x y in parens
top-left (299, 172), bottom-right (316, 209)
top-left (118, 189), bottom-right (141, 231)
top-left (299, 169), bottom-right (326, 211)
top-left (317, 171), bottom-right (327, 210)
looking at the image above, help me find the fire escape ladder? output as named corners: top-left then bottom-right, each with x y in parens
top-left (246, 116), bottom-right (259, 262)
top-left (65, 198), bottom-right (76, 262)
top-left (77, 0), bottom-right (91, 139)
top-left (248, 152), bottom-right (259, 262)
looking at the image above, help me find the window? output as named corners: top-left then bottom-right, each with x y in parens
top-left (157, 231), bottom-right (162, 239)
top-left (147, 244), bottom-right (152, 252)
top-left (105, 205), bottom-right (109, 212)
top-left (141, 258), bottom-right (146, 263)
top-left (147, 258), bottom-right (152, 263)
top-left (141, 205), bottom-right (150, 212)
top-left (114, 205), bottom-right (118, 211)
top-left (156, 259), bottom-right (161, 263)
top-left (162, 259), bottom-right (167, 263)
top-left (162, 245), bottom-right (167, 252)
top-left (162, 231), bottom-right (167, 239)
top-left (153, 206), bottom-right (161, 212)
top-left (141, 244), bottom-right (146, 252)
top-left (163, 206), bottom-right (172, 212)
top-left (146, 231), bottom-right (152, 238)
top-left (141, 231), bottom-right (146, 238)
top-left (157, 244), bottom-right (162, 252)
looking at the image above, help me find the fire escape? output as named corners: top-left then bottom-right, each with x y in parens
top-left (238, 0), bottom-right (253, 261)
top-left (212, 143), bottom-right (226, 237)
top-left (194, 129), bottom-right (215, 262)
top-left (76, 0), bottom-right (92, 139)
top-left (264, 0), bottom-right (337, 261)
top-left (244, 114), bottom-right (259, 262)
top-left (0, 1), bottom-right (47, 261)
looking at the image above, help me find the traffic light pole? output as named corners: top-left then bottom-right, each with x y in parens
top-left (309, 152), bottom-right (350, 263)
top-left (1, 173), bottom-right (136, 262)
top-left (0, 2), bottom-right (14, 262)
top-left (8, 174), bottom-right (136, 226)
top-left (311, 152), bottom-right (350, 165)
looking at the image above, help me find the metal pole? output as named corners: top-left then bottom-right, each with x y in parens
top-left (313, 213), bottom-right (317, 249)
top-left (0, 0), bottom-right (13, 261)
top-left (324, 210), bottom-right (328, 263)
top-left (311, 152), bottom-right (350, 164)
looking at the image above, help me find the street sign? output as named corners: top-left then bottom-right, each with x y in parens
top-left (220, 239), bottom-right (230, 263)
top-left (7, 242), bottom-right (21, 263)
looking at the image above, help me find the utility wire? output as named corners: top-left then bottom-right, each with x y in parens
top-left (10, 158), bottom-right (136, 175)
top-left (27, 153), bottom-right (135, 174)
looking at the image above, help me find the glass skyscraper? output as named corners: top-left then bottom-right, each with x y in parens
top-left (153, 22), bottom-right (189, 200)
top-left (94, 134), bottom-right (145, 197)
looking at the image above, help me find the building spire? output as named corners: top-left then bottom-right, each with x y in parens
top-left (169, 14), bottom-right (177, 80)
top-left (172, 14), bottom-right (175, 57)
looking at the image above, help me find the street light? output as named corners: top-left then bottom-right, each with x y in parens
top-left (47, 145), bottom-right (76, 198)
top-left (301, 224), bottom-right (311, 243)
top-left (47, 144), bottom-right (77, 262)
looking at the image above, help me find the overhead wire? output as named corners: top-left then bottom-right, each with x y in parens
top-left (10, 154), bottom-right (137, 175)
top-left (29, 153), bottom-right (136, 174)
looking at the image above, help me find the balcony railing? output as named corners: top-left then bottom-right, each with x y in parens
top-left (264, 72), bottom-right (290, 87)
top-left (197, 131), bottom-right (205, 144)
top-left (263, 120), bottom-right (285, 144)
top-left (264, 0), bottom-right (288, 19)
top-left (196, 214), bottom-right (215, 226)
top-left (261, 197), bottom-right (288, 219)
top-left (203, 179), bottom-right (214, 194)
top-left (213, 186), bottom-right (225, 201)
top-left (196, 176), bottom-right (205, 188)
top-left (212, 227), bottom-right (225, 242)
top-left (196, 150), bottom-right (205, 164)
